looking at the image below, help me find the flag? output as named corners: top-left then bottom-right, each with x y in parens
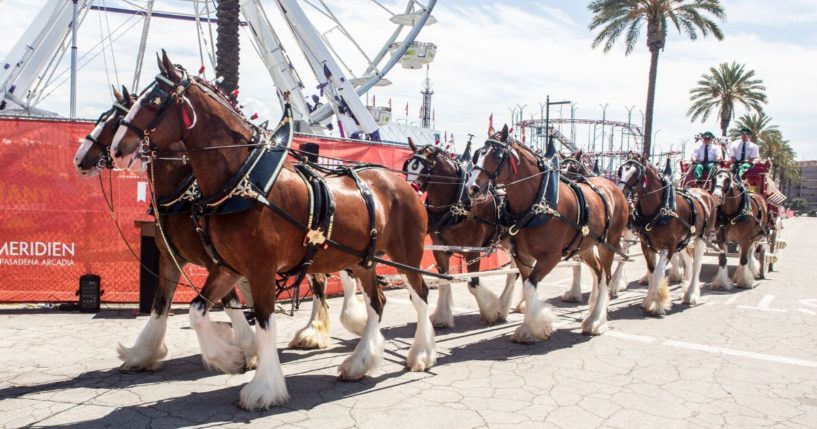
top-left (372, 94), bottom-right (376, 108)
top-left (405, 102), bottom-right (409, 116)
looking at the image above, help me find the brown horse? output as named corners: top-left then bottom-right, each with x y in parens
top-left (617, 154), bottom-right (716, 315)
top-left (111, 52), bottom-right (435, 410)
top-left (404, 139), bottom-right (517, 327)
top-left (466, 127), bottom-right (629, 341)
top-left (559, 151), bottom-right (633, 301)
top-left (708, 167), bottom-right (769, 289)
top-left (76, 87), bottom-right (365, 371)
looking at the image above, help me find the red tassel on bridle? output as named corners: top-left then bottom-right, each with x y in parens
top-left (181, 104), bottom-right (192, 128)
top-left (509, 154), bottom-right (518, 175)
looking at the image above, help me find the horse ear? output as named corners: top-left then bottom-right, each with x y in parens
top-left (593, 159), bottom-right (601, 176)
top-left (121, 85), bottom-right (131, 101)
top-left (161, 49), bottom-right (182, 83)
top-left (407, 137), bottom-right (418, 153)
top-left (500, 125), bottom-right (509, 142)
top-left (156, 52), bottom-right (166, 74)
top-left (112, 85), bottom-right (123, 102)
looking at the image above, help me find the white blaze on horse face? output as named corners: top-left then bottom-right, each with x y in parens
top-left (617, 164), bottom-right (636, 191)
top-left (111, 93), bottom-right (145, 159)
top-left (465, 148), bottom-right (488, 190)
top-left (712, 173), bottom-right (728, 205)
top-left (404, 157), bottom-right (426, 183)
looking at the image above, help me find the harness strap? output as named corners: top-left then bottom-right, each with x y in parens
top-left (346, 167), bottom-right (378, 268)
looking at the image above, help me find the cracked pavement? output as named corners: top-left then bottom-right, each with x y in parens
top-left (1, 217), bottom-right (816, 428)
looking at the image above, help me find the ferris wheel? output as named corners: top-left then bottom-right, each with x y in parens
top-left (0, 0), bottom-right (438, 141)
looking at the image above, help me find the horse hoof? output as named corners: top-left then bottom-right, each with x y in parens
top-left (288, 325), bottom-right (331, 350)
top-left (560, 291), bottom-right (583, 303)
top-left (581, 318), bottom-right (608, 336)
top-left (239, 380), bottom-right (290, 411)
top-left (430, 314), bottom-right (454, 329)
top-left (406, 348), bottom-right (436, 372)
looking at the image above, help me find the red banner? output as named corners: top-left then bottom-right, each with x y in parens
top-left (0, 118), bottom-right (505, 303)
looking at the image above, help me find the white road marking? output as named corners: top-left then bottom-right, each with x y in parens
top-left (757, 294), bottom-right (776, 308)
top-left (663, 339), bottom-right (817, 368)
top-left (736, 305), bottom-right (788, 313)
top-left (723, 295), bottom-right (739, 305)
top-left (606, 330), bottom-right (656, 343)
top-left (799, 299), bottom-right (817, 309)
top-left (799, 308), bottom-right (817, 316)
top-left (388, 297), bottom-right (473, 314)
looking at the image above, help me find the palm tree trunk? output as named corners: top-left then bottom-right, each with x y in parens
top-left (216, 0), bottom-right (240, 102)
top-left (642, 47), bottom-right (660, 158)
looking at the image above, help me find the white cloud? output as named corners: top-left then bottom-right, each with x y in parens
top-left (0, 0), bottom-right (815, 160)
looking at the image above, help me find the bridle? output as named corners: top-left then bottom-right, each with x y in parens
top-left (710, 168), bottom-right (733, 195)
top-left (403, 145), bottom-right (459, 191)
top-left (119, 72), bottom-right (196, 161)
top-left (472, 138), bottom-right (512, 182)
top-left (617, 158), bottom-right (646, 194)
top-left (84, 102), bottom-right (130, 170)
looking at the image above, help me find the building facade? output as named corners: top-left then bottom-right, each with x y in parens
top-left (791, 160), bottom-right (817, 210)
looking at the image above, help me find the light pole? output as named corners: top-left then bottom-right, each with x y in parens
top-left (515, 104), bottom-right (527, 140)
top-left (652, 129), bottom-right (661, 160)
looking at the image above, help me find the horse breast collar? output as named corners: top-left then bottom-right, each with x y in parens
top-left (149, 174), bottom-right (200, 216)
top-left (194, 122), bottom-right (289, 217)
top-left (501, 155), bottom-right (561, 235)
top-left (427, 162), bottom-right (473, 233)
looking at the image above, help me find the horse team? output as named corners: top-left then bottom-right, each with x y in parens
top-left (72, 52), bottom-right (775, 410)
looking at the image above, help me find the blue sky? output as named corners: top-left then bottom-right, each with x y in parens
top-left (1, 0), bottom-right (815, 159)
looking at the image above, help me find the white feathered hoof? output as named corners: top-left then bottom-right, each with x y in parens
top-left (561, 288), bottom-right (583, 303)
top-left (288, 322), bottom-right (331, 350)
top-left (202, 343), bottom-right (246, 374)
top-left (239, 377), bottom-right (290, 411)
top-left (580, 316), bottom-right (608, 336)
top-left (337, 332), bottom-right (384, 381)
top-left (641, 282), bottom-right (671, 317)
top-left (734, 265), bottom-right (756, 289)
top-left (681, 292), bottom-right (700, 306)
top-left (514, 298), bottom-right (527, 314)
top-left (477, 296), bottom-right (504, 325)
top-left (117, 343), bottom-right (167, 372)
top-left (708, 267), bottom-right (733, 291)
top-left (429, 308), bottom-right (455, 329)
top-left (406, 339), bottom-right (436, 372)
top-left (511, 307), bottom-right (554, 344)
top-left (340, 298), bottom-right (367, 337)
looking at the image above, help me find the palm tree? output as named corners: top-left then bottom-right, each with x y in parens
top-left (728, 112), bottom-right (779, 143)
top-left (728, 112), bottom-right (799, 184)
top-left (688, 62), bottom-right (767, 136)
top-left (589, 0), bottom-right (725, 157)
top-left (216, 0), bottom-right (241, 102)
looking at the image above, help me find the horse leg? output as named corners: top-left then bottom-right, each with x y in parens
top-left (498, 256), bottom-right (519, 320)
top-left (608, 261), bottom-right (626, 298)
top-left (747, 241), bottom-right (760, 278)
top-left (643, 248), bottom-right (671, 316)
top-left (289, 274), bottom-right (331, 349)
top-left (734, 241), bottom-right (756, 289)
top-left (581, 250), bottom-right (610, 335)
top-left (402, 272), bottom-right (437, 372)
top-left (464, 251), bottom-right (503, 325)
top-left (339, 270), bottom-right (367, 336)
top-left (338, 268), bottom-right (386, 380)
top-left (117, 255), bottom-right (178, 371)
top-left (682, 238), bottom-right (706, 305)
top-left (429, 251), bottom-right (455, 328)
top-left (239, 265), bottom-right (289, 410)
top-left (561, 258), bottom-right (584, 303)
top-left (512, 254), bottom-right (535, 313)
top-left (709, 233), bottom-right (732, 290)
top-left (220, 288), bottom-right (258, 369)
top-left (189, 267), bottom-right (245, 374)
top-left (667, 253), bottom-right (684, 283)
top-left (512, 252), bottom-right (559, 344)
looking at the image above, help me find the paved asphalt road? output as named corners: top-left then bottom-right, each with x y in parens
top-left (1, 218), bottom-right (816, 428)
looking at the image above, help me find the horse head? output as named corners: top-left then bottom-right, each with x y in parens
top-left (403, 137), bottom-right (458, 192)
top-left (466, 124), bottom-right (533, 198)
top-left (74, 85), bottom-right (134, 175)
top-left (111, 50), bottom-right (199, 169)
top-left (616, 152), bottom-right (649, 194)
top-left (709, 167), bottom-right (735, 206)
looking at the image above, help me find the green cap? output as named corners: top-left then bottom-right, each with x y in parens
top-left (740, 127), bottom-right (752, 135)
top-left (702, 131), bottom-right (715, 139)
